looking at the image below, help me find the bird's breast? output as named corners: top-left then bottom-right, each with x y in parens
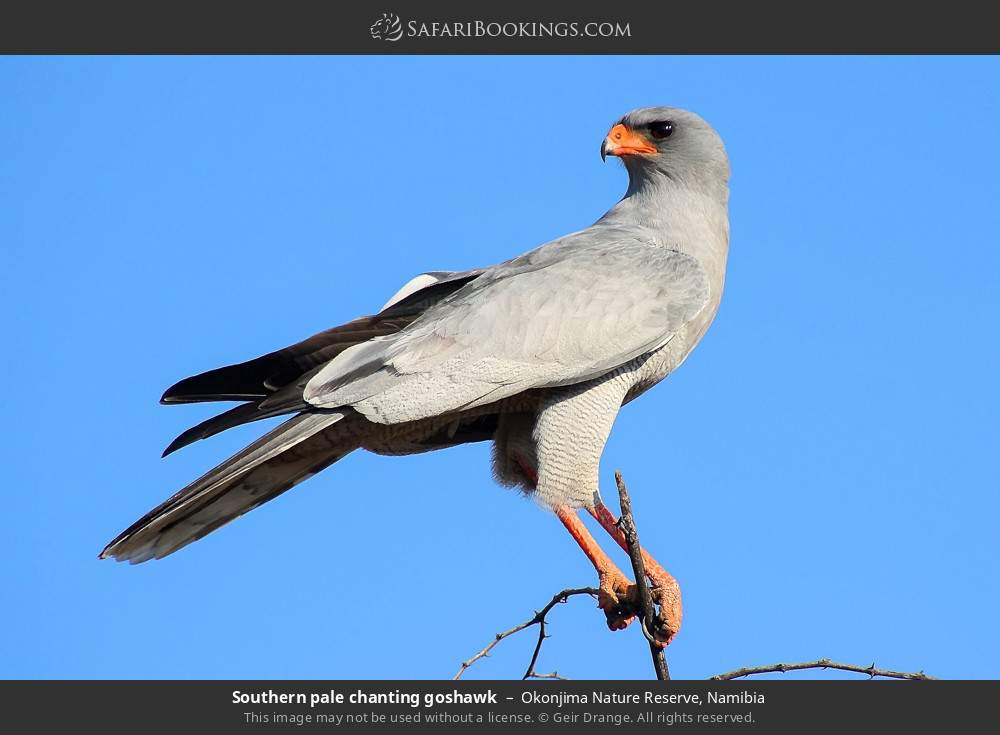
top-left (622, 297), bottom-right (721, 405)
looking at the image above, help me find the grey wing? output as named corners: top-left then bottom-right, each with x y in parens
top-left (159, 268), bottom-right (484, 455)
top-left (161, 268), bottom-right (484, 405)
top-left (303, 237), bottom-right (711, 423)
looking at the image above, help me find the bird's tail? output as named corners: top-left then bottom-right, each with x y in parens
top-left (100, 410), bottom-right (359, 564)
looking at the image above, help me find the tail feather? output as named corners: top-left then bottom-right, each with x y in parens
top-left (101, 410), bottom-right (356, 563)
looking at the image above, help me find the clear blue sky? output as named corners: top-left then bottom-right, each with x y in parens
top-left (2, 56), bottom-right (998, 680)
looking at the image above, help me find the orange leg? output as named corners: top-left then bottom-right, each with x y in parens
top-left (555, 506), bottom-right (638, 632)
top-left (589, 502), bottom-right (682, 646)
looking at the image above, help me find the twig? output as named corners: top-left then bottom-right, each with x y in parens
top-left (521, 607), bottom-right (550, 680)
top-left (710, 658), bottom-right (936, 681)
top-left (525, 671), bottom-right (568, 680)
top-left (458, 478), bottom-right (934, 683)
top-left (615, 471), bottom-right (670, 681)
top-left (453, 587), bottom-right (598, 680)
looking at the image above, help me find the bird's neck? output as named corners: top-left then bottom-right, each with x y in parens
top-left (595, 169), bottom-right (731, 285)
top-left (598, 169), bottom-right (728, 236)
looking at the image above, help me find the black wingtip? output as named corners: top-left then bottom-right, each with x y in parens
top-left (160, 381), bottom-right (198, 405)
top-left (160, 375), bottom-right (200, 404)
top-left (159, 366), bottom-right (271, 405)
top-left (161, 423), bottom-right (209, 457)
top-left (161, 426), bottom-right (205, 457)
top-left (160, 401), bottom-right (292, 458)
top-left (160, 387), bottom-right (183, 404)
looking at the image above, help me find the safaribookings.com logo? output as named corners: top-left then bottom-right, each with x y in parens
top-left (370, 13), bottom-right (404, 41)
top-left (370, 13), bottom-right (631, 42)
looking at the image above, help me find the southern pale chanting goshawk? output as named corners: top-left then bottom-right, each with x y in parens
top-left (101, 107), bottom-right (731, 646)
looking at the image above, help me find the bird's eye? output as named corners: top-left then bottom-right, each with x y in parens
top-left (648, 121), bottom-right (674, 139)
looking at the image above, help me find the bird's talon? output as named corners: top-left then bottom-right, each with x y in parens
top-left (645, 570), bottom-right (682, 646)
top-left (597, 571), bottom-right (639, 631)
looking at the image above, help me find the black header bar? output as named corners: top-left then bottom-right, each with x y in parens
top-left (1, 0), bottom-right (998, 54)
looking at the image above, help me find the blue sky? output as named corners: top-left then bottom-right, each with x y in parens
top-left (2, 56), bottom-right (998, 680)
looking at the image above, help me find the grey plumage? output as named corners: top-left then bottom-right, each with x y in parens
top-left (101, 106), bottom-right (730, 564)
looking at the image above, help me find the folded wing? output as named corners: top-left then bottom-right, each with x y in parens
top-left (158, 269), bottom-right (483, 455)
top-left (304, 237), bottom-right (711, 424)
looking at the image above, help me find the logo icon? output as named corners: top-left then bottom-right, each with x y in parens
top-left (370, 13), bottom-right (403, 42)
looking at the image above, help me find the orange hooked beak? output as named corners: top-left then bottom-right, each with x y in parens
top-left (601, 123), bottom-right (657, 161)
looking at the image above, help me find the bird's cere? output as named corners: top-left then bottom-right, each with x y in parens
top-left (601, 123), bottom-right (657, 160)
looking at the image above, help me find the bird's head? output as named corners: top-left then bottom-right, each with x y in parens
top-left (601, 107), bottom-right (729, 197)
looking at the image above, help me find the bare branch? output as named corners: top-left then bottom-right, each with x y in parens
top-left (521, 609), bottom-right (549, 680)
top-left (458, 475), bottom-right (934, 683)
top-left (526, 671), bottom-right (568, 680)
top-left (710, 658), bottom-right (936, 681)
top-left (615, 471), bottom-right (670, 681)
top-left (453, 587), bottom-right (598, 680)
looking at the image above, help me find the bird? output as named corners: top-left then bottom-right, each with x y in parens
top-left (101, 106), bottom-right (731, 646)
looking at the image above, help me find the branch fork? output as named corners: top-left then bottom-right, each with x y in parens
top-left (455, 472), bottom-right (933, 682)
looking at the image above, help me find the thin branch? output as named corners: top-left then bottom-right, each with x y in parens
top-left (615, 471), bottom-right (670, 681)
top-left (525, 671), bottom-right (568, 680)
top-left (458, 476), bottom-right (934, 683)
top-left (522, 610), bottom-right (549, 680)
top-left (710, 658), bottom-right (936, 681)
top-left (453, 587), bottom-right (598, 680)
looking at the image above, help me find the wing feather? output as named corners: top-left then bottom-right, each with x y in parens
top-left (304, 236), bottom-right (710, 423)
top-left (160, 269), bottom-right (483, 405)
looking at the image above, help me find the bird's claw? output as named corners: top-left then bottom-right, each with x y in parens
top-left (645, 569), bottom-right (682, 647)
top-left (597, 571), bottom-right (640, 631)
top-left (597, 568), bottom-right (682, 646)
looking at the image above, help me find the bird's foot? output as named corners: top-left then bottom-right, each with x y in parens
top-left (643, 565), bottom-right (682, 648)
top-left (597, 570), bottom-right (640, 631)
top-left (597, 567), bottom-right (681, 646)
